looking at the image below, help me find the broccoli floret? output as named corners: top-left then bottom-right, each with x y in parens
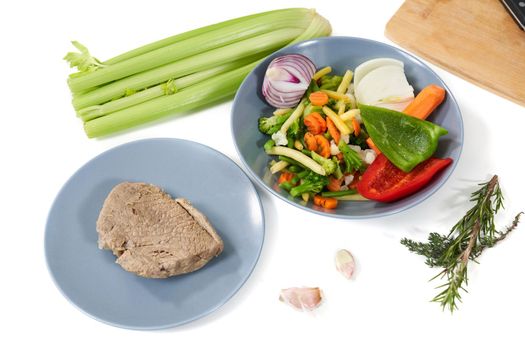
top-left (263, 139), bottom-right (275, 151)
top-left (326, 98), bottom-right (338, 110)
top-left (289, 171), bottom-right (329, 197)
top-left (287, 114), bottom-right (306, 142)
top-left (287, 116), bottom-right (300, 138)
top-left (338, 140), bottom-right (365, 173)
top-left (318, 75), bottom-right (343, 91)
top-left (332, 156), bottom-right (344, 179)
top-left (258, 112), bottom-right (291, 135)
top-left (311, 151), bottom-right (337, 175)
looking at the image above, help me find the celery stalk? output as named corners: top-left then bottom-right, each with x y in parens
top-left (103, 8), bottom-right (310, 65)
top-left (68, 9), bottom-right (333, 138)
top-left (83, 62), bottom-right (259, 138)
top-left (288, 12), bottom-right (332, 45)
top-left (78, 55), bottom-right (263, 121)
top-left (72, 28), bottom-right (303, 110)
top-left (78, 82), bottom-right (176, 121)
top-left (68, 9), bottom-right (316, 93)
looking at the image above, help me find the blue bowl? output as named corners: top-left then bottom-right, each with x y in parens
top-left (231, 36), bottom-right (463, 219)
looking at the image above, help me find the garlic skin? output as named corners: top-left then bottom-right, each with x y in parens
top-left (279, 287), bottom-right (323, 311)
top-left (335, 249), bottom-right (356, 279)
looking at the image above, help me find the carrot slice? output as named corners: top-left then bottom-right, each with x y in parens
top-left (403, 84), bottom-right (446, 120)
top-left (352, 118), bottom-right (361, 136)
top-left (326, 176), bottom-right (343, 192)
top-left (314, 134), bottom-right (331, 158)
top-left (304, 132), bottom-right (317, 151)
top-left (366, 138), bottom-right (381, 154)
top-left (313, 195), bottom-right (338, 209)
top-left (304, 112), bottom-right (327, 135)
top-left (326, 117), bottom-right (340, 144)
top-left (278, 172), bottom-right (295, 184)
top-left (309, 91), bottom-right (329, 106)
top-left (305, 133), bottom-right (331, 158)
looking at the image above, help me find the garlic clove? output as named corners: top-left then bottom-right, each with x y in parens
top-left (279, 287), bottom-right (323, 311)
top-left (335, 249), bottom-right (356, 279)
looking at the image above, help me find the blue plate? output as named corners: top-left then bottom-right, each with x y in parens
top-left (231, 36), bottom-right (463, 219)
top-left (45, 138), bottom-right (264, 329)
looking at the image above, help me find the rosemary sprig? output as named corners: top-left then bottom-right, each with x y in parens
top-left (401, 175), bottom-right (522, 312)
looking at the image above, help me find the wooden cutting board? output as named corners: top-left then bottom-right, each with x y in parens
top-left (385, 0), bottom-right (525, 107)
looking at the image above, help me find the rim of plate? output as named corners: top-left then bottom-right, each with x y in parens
top-left (44, 138), bottom-right (265, 330)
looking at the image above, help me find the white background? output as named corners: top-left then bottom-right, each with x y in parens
top-left (1, 0), bottom-right (524, 348)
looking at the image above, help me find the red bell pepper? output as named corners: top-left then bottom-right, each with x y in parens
top-left (357, 154), bottom-right (452, 202)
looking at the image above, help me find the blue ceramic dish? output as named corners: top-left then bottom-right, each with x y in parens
top-left (45, 138), bottom-right (264, 329)
top-left (231, 36), bottom-right (463, 219)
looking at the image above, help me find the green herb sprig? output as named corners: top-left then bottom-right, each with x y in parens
top-left (401, 175), bottom-right (522, 312)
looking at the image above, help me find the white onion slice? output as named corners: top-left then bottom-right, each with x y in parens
top-left (355, 65), bottom-right (414, 106)
top-left (353, 58), bottom-right (404, 89)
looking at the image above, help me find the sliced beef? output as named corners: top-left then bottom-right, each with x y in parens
top-left (96, 182), bottom-right (223, 278)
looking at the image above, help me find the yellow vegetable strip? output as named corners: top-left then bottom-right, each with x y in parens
top-left (336, 69), bottom-right (353, 94)
top-left (337, 101), bottom-right (346, 115)
top-left (312, 66), bottom-right (332, 80)
top-left (270, 160), bottom-right (289, 174)
top-left (323, 106), bottom-right (351, 135)
top-left (279, 98), bottom-right (306, 133)
top-left (339, 109), bottom-right (361, 121)
top-left (321, 89), bottom-right (350, 102)
top-left (266, 146), bottom-right (326, 175)
top-left (273, 108), bottom-right (292, 116)
top-left (301, 192), bottom-right (310, 202)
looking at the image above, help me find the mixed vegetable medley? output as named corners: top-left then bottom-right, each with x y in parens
top-left (258, 54), bottom-right (452, 209)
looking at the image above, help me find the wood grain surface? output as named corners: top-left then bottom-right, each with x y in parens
top-left (385, 0), bottom-right (525, 106)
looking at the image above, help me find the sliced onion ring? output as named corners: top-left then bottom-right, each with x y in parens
top-left (262, 54), bottom-right (316, 108)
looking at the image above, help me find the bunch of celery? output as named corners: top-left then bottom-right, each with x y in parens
top-left (64, 8), bottom-right (332, 138)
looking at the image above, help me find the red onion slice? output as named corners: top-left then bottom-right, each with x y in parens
top-left (262, 54), bottom-right (316, 108)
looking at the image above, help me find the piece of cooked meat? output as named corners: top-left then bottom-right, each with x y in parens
top-left (96, 182), bottom-right (223, 278)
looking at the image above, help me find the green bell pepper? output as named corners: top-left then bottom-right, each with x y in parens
top-left (359, 104), bottom-right (448, 172)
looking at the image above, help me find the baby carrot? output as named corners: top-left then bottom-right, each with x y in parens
top-left (326, 176), bottom-right (343, 192)
top-left (326, 117), bottom-right (340, 144)
top-left (309, 91), bottom-right (329, 106)
top-left (352, 117), bottom-right (361, 136)
top-left (278, 172), bottom-right (295, 185)
top-left (403, 84), bottom-right (446, 120)
top-left (304, 112), bottom-right (327, 135)
top-left (313, 195), bottom-right (338, 209)
top-left (366, 138), bottom-right (381, 154)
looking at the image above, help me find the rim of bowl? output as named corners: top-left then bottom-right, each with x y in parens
top-left (231, 36), bottom-right (463, 220)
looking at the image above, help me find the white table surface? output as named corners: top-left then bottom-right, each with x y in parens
top-left (2, 0), bottom-right (524, 348)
